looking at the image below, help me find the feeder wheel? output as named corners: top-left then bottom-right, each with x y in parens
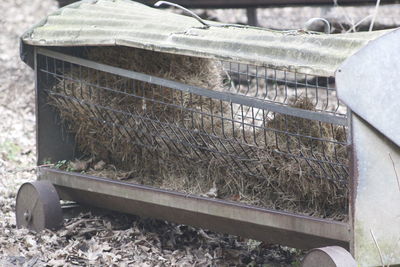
top-left (301, 246), bottom-right (356, 267)
top-left (15, 181), bottom-right (63, 232)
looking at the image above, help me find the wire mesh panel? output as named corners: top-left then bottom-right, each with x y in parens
top-left (36, 48), bottom-right (349, 219)
top-left (223, 62), bottom-right (345, 115)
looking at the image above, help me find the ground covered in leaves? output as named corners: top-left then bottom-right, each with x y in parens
top-left (1, 208), bottom-right (302, 266)
top-left (1, 0), bottom-right (399, 266)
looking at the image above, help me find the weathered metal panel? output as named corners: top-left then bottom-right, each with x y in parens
top-left (351, 114), bottom-right (400, 266)
top-left (336, 28), bottom-right (400, 147)
top-left (38, 167), bottom-right (351, 249)
top-left (34, 48), bottom-right (78, 164)
top-left (21, 0), bottom-right (391, 76)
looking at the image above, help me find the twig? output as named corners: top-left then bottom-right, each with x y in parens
top-left (65, 218), bottom-right (99, 229)
top-left (198, 229), bottom-right (216, 240)
top-left (370, 229), bottom-right (386, 267)
top-left (37, 164), bottom-right (54, 168)
top-left (369, 0), bottom-right (381, 31)
top-left (346, 15), bottom-right (373, 33)
top-left (333, 0), bottom-right (356, 32)
top-left (388, 153), bottom-right (400, 193)
top-left (77, 228), bottom-right (99, 237)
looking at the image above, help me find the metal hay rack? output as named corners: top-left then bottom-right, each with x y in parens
top-left (17, 0), bottom-right (400, 266)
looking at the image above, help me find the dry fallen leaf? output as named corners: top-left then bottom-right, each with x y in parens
top-left (94, 160), bottom-right (106, 171)
top-left (69, 160), bottom-right (89, 172)
top-left (201, 182), bottom-right (219, 198)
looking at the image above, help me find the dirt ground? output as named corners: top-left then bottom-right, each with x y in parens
top-left (0, 0), bottom-right (399, 266)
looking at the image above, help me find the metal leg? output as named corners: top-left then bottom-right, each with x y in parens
top-left (246, 8), bottom-right (258, 26)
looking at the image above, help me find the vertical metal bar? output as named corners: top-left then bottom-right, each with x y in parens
top-left (324, 77), bottom-right (329, 111)
top-left (180, 90), bottom-right (185, 125)
top-left (237, 63), bottom-right (241, 94)
top-left (246, 7), bottom-right (258, 26)
top-left (315, 76), bottom-right (319, 108)
top-left (240, 104), bottom-right (247, 143)
top-left (210, 98), bottom-right (215, 135)
top-left (252, 107), bottom-right (257, 145)
top-left (190, 92), bottom-right (195, 129)
top-left (273, 69), bottom-right (278, 101)
top-left (305, 74), bottom-right (309, 100)
top-left (283, 70), bottom-right (288, 104)
top-left (262, 109), bottom-right (267, 145)
top-left (34, 47), bottom-right (39, 165)
top-left (284, 115), bottom-right (291, 154)
top-left (220, 100), bottom-right (226, 138)
top-left (255, 65), bottom-right (259, 98)
top-left (230, 102), bottom-right (236, 139)
top-left (79, 64), bottom-right (83, 99)
top-left (200, 95), bottom-right (205, 131)
top-left (294, 71), bottom-right (298, 102)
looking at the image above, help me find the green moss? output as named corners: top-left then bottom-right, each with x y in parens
top-left (0, 140), bottom-right (22, 162)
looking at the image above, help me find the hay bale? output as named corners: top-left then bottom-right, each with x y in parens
top-left (49, 46), bottom-right (348, 220)
top-left (51, 46), bottom-right (224, 165)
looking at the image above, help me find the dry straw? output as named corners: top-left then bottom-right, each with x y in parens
top-left (50, 46), bottom-right (349, 220)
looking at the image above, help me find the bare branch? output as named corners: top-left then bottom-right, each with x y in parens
top-left (369, 0), bottom-right (381, 31)
top-left (388, 153), bottom-right (400, 193)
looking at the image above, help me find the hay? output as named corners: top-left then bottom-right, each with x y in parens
top-left (49, 46), bottom-right (349, 220)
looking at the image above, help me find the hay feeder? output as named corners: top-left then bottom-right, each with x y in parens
top-left (17, 0), bottom-right (400, 266)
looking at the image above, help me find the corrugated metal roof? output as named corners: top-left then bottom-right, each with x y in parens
top-left (21, 0), bottom-right (393, 76)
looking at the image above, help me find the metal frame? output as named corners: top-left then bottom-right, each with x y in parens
top-left (39, 167), bottom-right (350, 249)
top-left (37, 48), bottom-right (347, 126)
top-left (34, 46), bottom-right (352, 250)
top-left (36, 47), bottom-right (350, 186)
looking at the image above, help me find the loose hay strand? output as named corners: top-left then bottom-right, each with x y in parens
top-left (48, 46), bottom-right (349, 220)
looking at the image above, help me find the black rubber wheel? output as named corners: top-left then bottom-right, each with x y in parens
top-left (16, 181), bottom-right (63, 232)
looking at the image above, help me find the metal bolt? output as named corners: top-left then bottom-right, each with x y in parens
top-left (23, 210), bottom-right (32, 222)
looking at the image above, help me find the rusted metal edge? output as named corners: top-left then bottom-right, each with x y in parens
top-left (348, 113), bottom-right (357, 256)
top-left (38, 167), bottom-right (350, 249)
top-left (36, 48), bottom-right (348, 126)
